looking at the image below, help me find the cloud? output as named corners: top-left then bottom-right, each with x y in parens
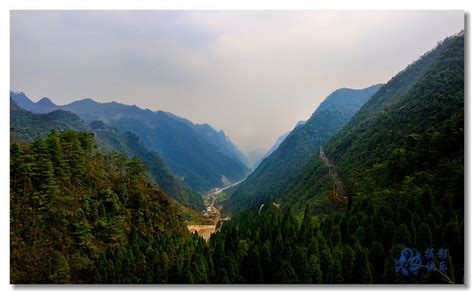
top-left (10, 10), bottom-right (464, 155)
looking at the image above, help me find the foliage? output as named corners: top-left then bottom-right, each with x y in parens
top-left (228, 84), bottom-right (382, 211)
top-left (10, 102), bottom-right (203, 210)
top-left (10, 129), bottom-right (198, 283)
top-left (10, 93), bottom-right (251, 192)
top-left (10, 32), bottom-right (464, 284)
top-left (283, 32), bottom-right (464, 282)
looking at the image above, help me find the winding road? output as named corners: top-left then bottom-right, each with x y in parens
top-left (320, 146), bottom-right (348, 204)
top-left (187, 179), bottom-right (243, 240)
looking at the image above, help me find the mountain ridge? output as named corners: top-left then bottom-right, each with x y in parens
top-left (10, 99), bottom-right (204, 210)
top-left (226, 83), bottom-right (382, 211)
top-left (10, 92), bottom-right (250, 193)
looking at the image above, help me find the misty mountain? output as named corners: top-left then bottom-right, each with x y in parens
top-left (282, 32), bottom-right (464, 282)
top-left (227, 84), bottom-right (382, 210)
top-left (249, 120), bottom-right (306, 171)
top-left (36, 97), bottom-right (56, 108)
top-left (10, 99), bottom-right (204, 210)
top-left (10, 98), bottom-right (88, 140)
top-left (10, 93), bottom-right (250, 193)
top-left (265, 120), bottom-right (306, 158)
top-left (191, 123), bottom-right (250, 169)
top-left (11, 92), bottom-right (58, 114)
top-left (286, 32), bottom-right (465, 210)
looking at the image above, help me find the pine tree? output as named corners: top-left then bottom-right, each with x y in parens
top-left (352, 245), bottom-right (373, 283)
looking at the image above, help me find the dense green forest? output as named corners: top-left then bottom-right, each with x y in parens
top-left (10, 99), bottom-right (88, 140)
top-left (10, 130), bottom-right (191, 282)
top-left (11, 92), bottom-right (250, 193)
top-left (10, 101), bottom-right (203, 210)
top-left (282, 32), bottom-right (464, 282)
top-left (10, 32), bottom-right (464, 284)
top-left (227, 85), bottom-right (382, 211)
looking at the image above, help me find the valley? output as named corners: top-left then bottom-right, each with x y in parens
top-left (9, 29), bottom-right (465, 284)
top-left (187, 179), bottom-right (244, 240)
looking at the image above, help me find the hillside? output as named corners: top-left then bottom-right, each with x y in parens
top-left (9, 31), bottom-right (465, 285)
top-left (10, 92), bottom-right (57, 114)
top-left (10, 99), bottom-right (88, 141)
top-left (10, 129), bottom-right (195, 283)
top-left (90, 122), bottom-right (204, 210)
top-left (284, 32), bottom-right (464, 282)
top-left (10, 100), bottom-right (204, 210)
top-left (259, 120), bottom-right (307, 167)
top-left (287, 32), bottom-right (464, 208)
top-left (10, 94), bottom-right (250, 192)
top-left (227, 84), bottom-right (382, 210)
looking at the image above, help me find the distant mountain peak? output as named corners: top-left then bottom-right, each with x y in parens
top-left (78, 98), bottom-right (96, 103)
top-left (228, 83), bottom-right (382, 210)
top-left (295, 120), bottom-right (306, 128)
top-left (11, 90), bottom-right (250, 192)
top-left (10, 90), bottom-right (25, 96)
top-left (10, 91), bottom-right (32, 102)
top-left (37, 97), bottom-right (56, 107)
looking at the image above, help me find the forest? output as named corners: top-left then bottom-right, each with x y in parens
top-left (10, 128), bottom-right (462, 283)
top-left (10, 32), bottom-right (464, 284)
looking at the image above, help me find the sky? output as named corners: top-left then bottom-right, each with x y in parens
top-left (10, 10), bottom-right (464, 159)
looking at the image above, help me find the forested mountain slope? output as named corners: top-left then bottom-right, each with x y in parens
top-left (10, 130), bottom-right (200, 283)
top-left (9, 31), bottom-right (464, 284)
top-left (10, 93), bottom-right (250, 192)
top-left (262, 120), bottom-right (306, 163)
top-left (10, 92), bottom-right (56, 114)
top-left (282, 32), bottom-right (464, 282)
top-left (227, 84), bottom-right (382, 211)
top-left (110, 109), bottom-right (250, 192)
top-left (287, 32), bottom-right (464, 209)
top-left (89, 122), bottom-right (204, 210)
top-left (10, 100), bottom-right (203, 210)
top-left (10, 99), bottom-right (87, 140)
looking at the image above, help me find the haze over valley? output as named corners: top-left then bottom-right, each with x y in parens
top-left (11, 10), bottom-right (464, 158)
top-left (10, 10), bottom-right (465, 284)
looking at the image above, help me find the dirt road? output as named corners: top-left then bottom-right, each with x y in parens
top-left (320, 146), bottom-right (347, 203)
top-left (187, 181), bottom-right (240, 240)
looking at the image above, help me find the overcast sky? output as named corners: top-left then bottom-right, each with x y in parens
top-left (11, 10), bottom-right (464, 156)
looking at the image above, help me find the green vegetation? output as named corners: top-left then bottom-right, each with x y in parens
top-left (112, 115), bottom-right (249, 192)
top-left (10, 102), bottom-right (204, 210)
top-left (283, 32), bottom-right (464, 282)
top-left (10, 99), bottom-right (87, 142)
top-left (227, 84), bottom-right (382, 211)
top-left (10, 32), bottom-right (464, 284)
top-left (90, 122), bottom-right (204, 210)
top-left (10, 130), bottom-right (192, 283)
top-left (11, 92), bottom-right (251, 193)
top-left (211, 197), bottom-right (457, 283)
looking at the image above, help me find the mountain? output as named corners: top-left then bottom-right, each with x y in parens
top-left (9, 31), bottom-right (464, 285)
top-left (10, 99), bottom-right (204, 210)
top-left (11, 91), bottom-right (59, 114)
top-left (226, 84), bottom-right (382, 210)
top-left (265, 120), bottom-right (306, 158)
top-left (244, 147), bottom-right (267, 170)
top-left (287, 32), bottom-right (464, 209)
top-left (37, 97), bottom-right (56, 108)
top-left (10, 94), bottom-right (250, 193)
top-left (10, 99), bottom-right (88, 141)
top-left (89, 123), bottom-right (204, 210)
top-left (248, 120), bottom-right (306, 171)
top-left (10, 129), bottom-right (193, 283)
top-left (284, 32), bottom-right (464, 282)
top-left (192, 123), bottom-right (250, 168)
